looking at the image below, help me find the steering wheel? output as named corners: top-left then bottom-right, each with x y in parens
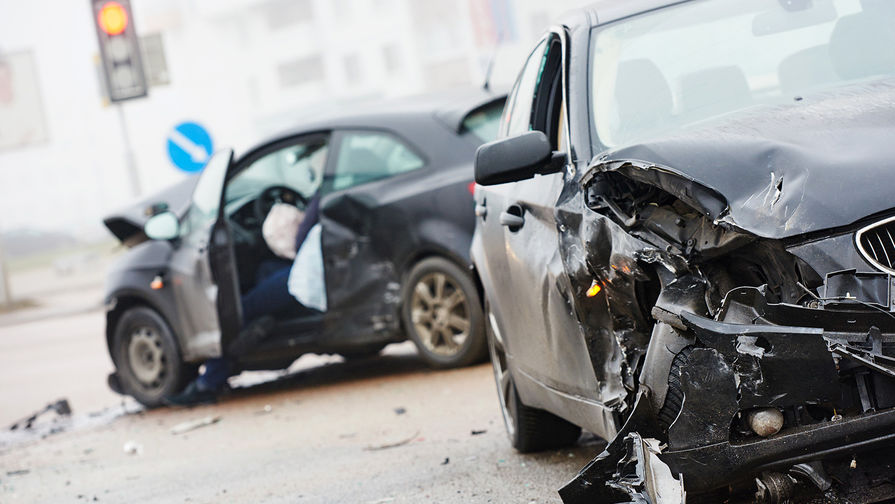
top-left (253, 185), bottom-right (308, 223)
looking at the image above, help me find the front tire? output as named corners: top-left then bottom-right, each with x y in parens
top-left (486, 301), bottom-right (581, 452)
top-left (402, 257), bottom-right (486, 368)
top-left (111, 306), bottom-right (192, 407)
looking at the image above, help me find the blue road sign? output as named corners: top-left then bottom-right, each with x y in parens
top-left (167, 121), bottom-right (213, 173)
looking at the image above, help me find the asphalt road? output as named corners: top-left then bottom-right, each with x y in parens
top-left (0, 306), bottom-right (604, 504)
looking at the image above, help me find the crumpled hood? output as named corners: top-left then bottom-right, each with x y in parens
top-left (103, 175), bottom-right (198, 245)
top-left (595, 78), bottom-right (895, 240)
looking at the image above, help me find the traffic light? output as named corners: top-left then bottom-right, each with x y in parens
top-left (91, 0), bottom-right (147, 102)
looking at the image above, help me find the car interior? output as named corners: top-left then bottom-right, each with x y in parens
top-left (223, 138), bottom-right (328, 299)
top-left (601, 1), bottom-right (895, 148)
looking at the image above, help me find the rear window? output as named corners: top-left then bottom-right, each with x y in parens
top-left (460, 99), bottom-right (506, 144)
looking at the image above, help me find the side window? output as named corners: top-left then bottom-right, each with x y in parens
top-left (181, 150), bottom-right (232, 240)
top-left (501, 38), bottom-right (549, 138)
top-left (460, 98), bottom-right (506, 144)
top-left (225, 136), bottom-right (329, 207)
top-left (329, 131), bottom-right (424, 191)
top-left (531, 36), bottom-right (565, 151)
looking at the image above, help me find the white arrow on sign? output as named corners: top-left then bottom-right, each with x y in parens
top-left (169, 129), bottom-right (210, 164)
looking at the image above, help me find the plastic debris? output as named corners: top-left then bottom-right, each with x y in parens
top-left (171, 416), bottom-right (221, 435)
top-left (8, 399), bottom-right (72, 430)
top-left (122, 441), bottom-right (143, 455)
top-left (363, 430), bottom-right (420, 451)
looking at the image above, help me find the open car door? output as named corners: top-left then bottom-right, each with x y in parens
top-left (168, 149), bottom-right (243, 360)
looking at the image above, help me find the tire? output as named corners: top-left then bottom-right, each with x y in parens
top-left (657, 346), bottom-right (694, 430)
top-left (111, 306), bottom-right (193, 407)
top-left (402, 257), bottom-right (487, 368)
top-left (486, 300), bottom-right (581, 452)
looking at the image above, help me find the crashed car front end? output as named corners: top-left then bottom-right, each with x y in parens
top-left (557, 141), bottom-right (895, 502)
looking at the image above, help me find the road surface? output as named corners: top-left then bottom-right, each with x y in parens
top-left (0, 303), bottom-right (603, 504)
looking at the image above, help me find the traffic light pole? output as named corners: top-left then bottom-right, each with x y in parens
top-left (116, 103), bottom-right (141, 198)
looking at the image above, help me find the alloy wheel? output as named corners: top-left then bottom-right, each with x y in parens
top-left (410, 272), bottom-right (471, 356)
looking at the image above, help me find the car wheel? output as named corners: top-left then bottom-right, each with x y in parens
top-left (487, 301), bottom-right (581, 453)
top-left (402, 257), bottom-right (486, 368)
top-left (112, 306), bottom-right (192, 407)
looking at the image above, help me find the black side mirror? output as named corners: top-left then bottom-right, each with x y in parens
top-left (474, 131), bottom-right (565, 186)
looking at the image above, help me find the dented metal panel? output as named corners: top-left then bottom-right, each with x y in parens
top-left (590, 80), bottom-right (895, 240)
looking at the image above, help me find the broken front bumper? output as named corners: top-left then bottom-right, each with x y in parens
top-left (562, 281), bottom-right (895, 501)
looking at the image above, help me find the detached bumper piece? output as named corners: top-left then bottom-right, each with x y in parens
top-left (563, 271), bottom-right (895, 502)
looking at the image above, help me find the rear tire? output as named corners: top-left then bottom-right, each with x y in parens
top-left (486, 300), bottom-right (581, 452)
top-left (111, 306), bottom-right (193, 407)
top-left (402, 257), bottom-right (486, 368)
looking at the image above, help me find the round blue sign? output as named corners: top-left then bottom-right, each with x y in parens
top-left (166, 121), bottom-right (213, 173)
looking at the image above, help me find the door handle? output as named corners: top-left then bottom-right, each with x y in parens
top-left (475, 203), bottom-right (487, 219)
top-left (499, 205), bottom-right (525, 231)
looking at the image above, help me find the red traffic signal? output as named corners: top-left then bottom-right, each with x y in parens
top-left (91, 0), bottom-right (146, 102)
top-left (97, 1), bottom-right (128, 36)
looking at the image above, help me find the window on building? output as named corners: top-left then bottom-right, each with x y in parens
top-left (277, 55), bottom-right (324, 88)
top-left (265, 0), bottom-right (313, 30)
top-left (343, 53), bottom-right (362, 84)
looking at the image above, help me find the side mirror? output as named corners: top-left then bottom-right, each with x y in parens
top-left (144, 211), bottom-right (180, 241)
top-left (474, 131), bottom-right (565, 186)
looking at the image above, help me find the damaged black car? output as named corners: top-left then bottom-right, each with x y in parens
top-left (104, 89), bottom-right (505, 407)
top-left (471, 0), bottom-right (895, 502)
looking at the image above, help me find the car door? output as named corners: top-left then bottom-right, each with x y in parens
top-left (477, 33), bottom-right (603, 408)
top-left (318, 129), bottom-right (428, 339)
top-left (167, 149), bottom-right (243, 360)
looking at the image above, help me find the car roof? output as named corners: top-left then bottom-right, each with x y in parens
top-left (558, 0), bottom-right (690, 28)
top-left (258, 87), bottom-right (507, 147)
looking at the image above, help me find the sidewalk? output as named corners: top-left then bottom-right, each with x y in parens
top-left (0, 258), bottom-right (109, 328)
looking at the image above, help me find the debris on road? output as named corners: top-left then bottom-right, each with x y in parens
top-left (122, 440), bottom-right (143, 455)
top-left (441, 457), bottom-right (450, 465)
top-left (363, 430), bottom-right (420, 451)
top-left (470, 429), bottom-right (486, 435)
top-left (393, 407), bottom-right (406, 415)
top-left (254, 405), bottom-right (273, 416)
top-left (8, 399), bottom-right (72, 430)
top-left (170, 416), bottom-right (221, 435)
top-left (7, 469), bottom-right (30, 476)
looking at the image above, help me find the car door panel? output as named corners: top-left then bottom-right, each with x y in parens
top-left (319, 190), bottom-right (403, 343)
top-left (167, 150), bottom-right (242, 360)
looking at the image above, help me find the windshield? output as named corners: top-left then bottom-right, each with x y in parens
top-left (590, 0), bottom-right (895, 149)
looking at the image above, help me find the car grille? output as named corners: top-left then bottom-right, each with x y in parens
top-left (856, 216), bottom-right (895, 274)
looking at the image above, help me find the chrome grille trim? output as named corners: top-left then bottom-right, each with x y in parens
top-left (856, 215), bottom-right (895, 275)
